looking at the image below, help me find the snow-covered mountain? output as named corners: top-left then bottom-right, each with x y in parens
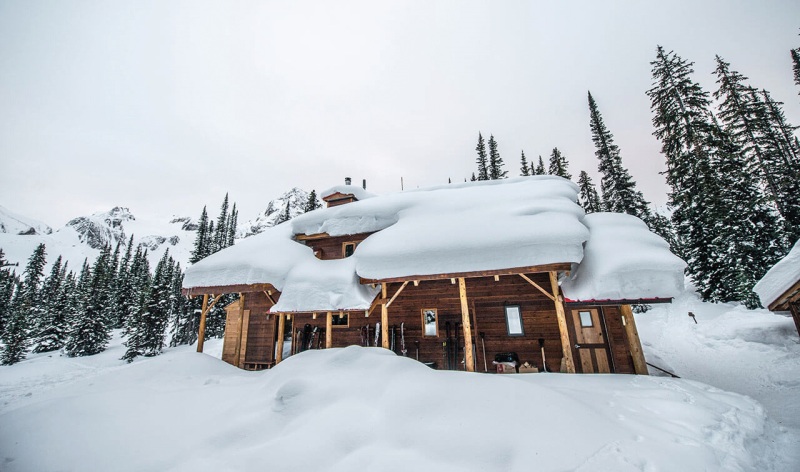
top-left (0, 206), bottom-right (197, 273)
top-left (0, 187), bottom-right (314, 273)
top-left (238, 187), bottom-right (310, 238)
top-left (0, 205), bottom-right (53, 236)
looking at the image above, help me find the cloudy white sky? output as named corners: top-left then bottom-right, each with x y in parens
top-left (1, 0), bottom-right (799, 227)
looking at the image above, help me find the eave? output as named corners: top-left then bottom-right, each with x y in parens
top-left (767, 279), bottom-right (800, 312)
top-left (359, 263), bottom-right (572, 284)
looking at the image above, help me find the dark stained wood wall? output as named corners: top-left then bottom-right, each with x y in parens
top-left (231, 274), bottom-right (639, 374)
top-left (241, 291), bottom-right (278, 367)
top-left (301, 233), bottom-right (375, 260)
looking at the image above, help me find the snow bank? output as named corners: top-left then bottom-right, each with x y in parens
top-left (0, 344), bottom-right (780, 472)
top-left (561, 213), bottom-right (686, 301)
top-left (754, 239), bottom-right (800, 309)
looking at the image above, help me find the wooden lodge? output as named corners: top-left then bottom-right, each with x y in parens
top-left (183, 177), bottom-right (686, 375)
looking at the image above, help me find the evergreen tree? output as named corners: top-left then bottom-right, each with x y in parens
top-left (588, 91), bottom-right (652, 219)
top-left (304, 190), bottom-right (322, 212)
top-left (475, 133), bottom-right (489, 180)
top-left (0, 249), bottom-right (19, 335)
top-left (534, 156), bottom-right (546, 175)
top-left (519, 151), bottom-right (530, 176)
top-left (548, 148), bottom-right (572, 180)
top-left (792, 48), bottom-right (800, 99)
top-left (487, 135), bottom-right (507, 179)
top-left (1, 244), bottom-right (47, 364)
top-left (65, 247), bottom-right (113, 357)
top-left (577, 171), bottom-right (602, 213)
top-left (648, 46), bottom-right (782, 304)
top-left (123, 251), bottom-right (172, 361)
top-left (212, 193), bottom-right (229, 253)
top-left (470, 172), bottom-right (477, 182)
top-left (713, 56), bottom-right (800, 243)
top-left (1, 280), bottom-right (26, 365)
top-left (169, 263), bottom-right (196, 347)
top-left (31, 256), bottom-right (67, 353)
top-left (190, 206), bottom-right (209, 264)
top-left (226, 203), bottom-right (238, 247)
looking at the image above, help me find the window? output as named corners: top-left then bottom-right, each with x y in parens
top-left (332, 312), bottom-right (349, 328)
top-left (342, 242), bottom-right (357, 258)
top-left (579, 311), bottom-right (593, 327)
top-left (505, 305), bottom-right (524, 336)
top-left (421, 308), bottom-right (438, 336)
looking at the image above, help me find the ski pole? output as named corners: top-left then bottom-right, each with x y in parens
top-left (479, 332), bottom-right (487, 372)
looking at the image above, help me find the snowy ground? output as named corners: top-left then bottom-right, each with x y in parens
top-left (1, 293), bottom-right (798, 471)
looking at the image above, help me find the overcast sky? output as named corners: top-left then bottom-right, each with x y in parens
top-left (1, 0), bottom-right (799, 227)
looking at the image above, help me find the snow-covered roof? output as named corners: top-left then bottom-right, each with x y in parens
top-left (754, 239), bottom-right (800, 309)
top-left (183, 177), bottom-right (685, 312)
top-left (560, 213), bottom-right (686, 302)
top-left (320, 184), bottom-right (376, 202)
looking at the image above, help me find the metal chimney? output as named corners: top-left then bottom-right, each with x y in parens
top-left (362, 179), bottom-right (366, 190)
top-left (345, 177), bottom-right (351, 185)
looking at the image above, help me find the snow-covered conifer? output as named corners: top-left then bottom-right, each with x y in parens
top-left (534, 156), bottom-right (546, 175)
top-left (488, 135), bottom-right (507, 179)
top-left (548, 148), bottom-right (572, 180)
top-left (475, 133), bottom-right (489, 180)
top-left (519, 151), bottom-right (530, 176)
top-left (577, 171), bottom-right (602, 214)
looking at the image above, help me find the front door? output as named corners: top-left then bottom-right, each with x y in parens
top-left (570, 308), bottom-right (613, 373)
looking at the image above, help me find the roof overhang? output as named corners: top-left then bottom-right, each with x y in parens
top-left (182, 283), bottom-right (278, 297)
top-left (359, 263), bottom-right (572, 284)
top-left (767, 279), bottom-right (800, 311)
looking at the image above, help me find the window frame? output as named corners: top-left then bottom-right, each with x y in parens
top-left (421, 308), bottom-right (438, 337)
top-left (504, 304), bottom-right (524, 336)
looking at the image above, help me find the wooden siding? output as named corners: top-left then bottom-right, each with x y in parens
top-left (221, 268), bottom-right (643, 374)
top-left (300, 232), bottom-right (375, 260)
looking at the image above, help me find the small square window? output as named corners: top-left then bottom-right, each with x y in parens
top-left (505, 305), bottom-right (524, 336)
top-left (342, 242), bottom-right (357, 258)
top-left (332, 312), bottom-right (349, 328)
top-left (579, 311), bottom-right (593, 327)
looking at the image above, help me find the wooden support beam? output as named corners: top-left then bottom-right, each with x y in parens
top-left (197, 294), bottom-right (209, 353)
top-left (263, 290), bottom-right (277, 306)
top-left (451, 278), bottom-right (456, 284)
top-left (458, 278), bottom-right (475, 372)
top-left (413, 280), bottom-right (419, 287)
top-left (275, 313), bottom-right (286, 364)
top-left (549, 272), bottom-right (576, 373)
top-left (326, 312), bottom-right (333, 348)
top-left (620, 305), bottom-right (649, 375)
top-left (385, 281), bottom-right (409, 308)
top-left (519, 274), bottom-right (556, 302)
top-left (312, 313), bottom-right (317, 320)
top-left (381, 283), bottom-right (389, 349)
top-left (238, 308), bottom-right (251, 368)
top-left (494, 275), bottom-right (500, 282)
top-left (359, 263), bottom-right (572, 285)
top-left (236, 294), bottom-right (247, 367)
top-left (367, 295), bottom-right (385, 317)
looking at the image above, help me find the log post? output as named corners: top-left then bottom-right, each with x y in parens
top-left (458, 277), bottom-right (475, 372)
top-left (790, 302), bottom-right (800, 338)
top-left (326, 312), bottom-right (333, 348)
top-left (197, 294), bottom-right (209, 353)
top-left (275, 313), bottom-right (286, 364)
top-left (548, 272), bottom-right (576, 373)
top-left (620, 305), bottom-right (649, 375)
top-left (381, 283), bottom-right (389, 349)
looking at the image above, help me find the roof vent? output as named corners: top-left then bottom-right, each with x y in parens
top-left (345, 177), bottom-right (352, 186)
top-left (362, 179), bottom-right (367, 190)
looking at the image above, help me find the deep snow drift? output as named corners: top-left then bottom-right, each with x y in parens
top-left (1, 315), bottom-right (797, 472)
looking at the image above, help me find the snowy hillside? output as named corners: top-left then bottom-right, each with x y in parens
top-left (1, 290), bottom-right (799, 471)
top-left (237, 187), bottom-right (311, 238)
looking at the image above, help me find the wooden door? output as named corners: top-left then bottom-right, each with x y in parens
top-left (570, 308), bottom-right (613, 373)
